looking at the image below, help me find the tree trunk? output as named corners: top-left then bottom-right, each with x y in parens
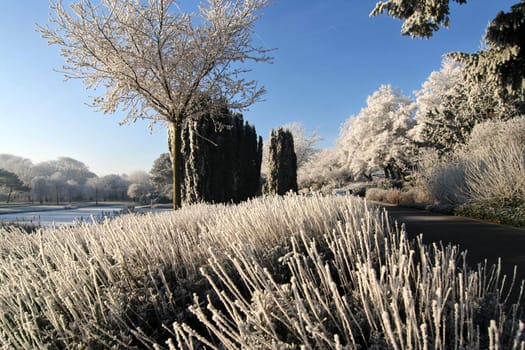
top-left (6, 187), bottom-right (13, 204)
top-left (168, 120), bottom-right (183, 209)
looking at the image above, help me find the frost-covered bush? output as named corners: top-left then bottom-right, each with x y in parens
top-left (365, 187), bottom-right (403, 203)
top-left (1, 195), bottom-right (523, 349)
top-left (462, 117), bottom-right (525, 203)
top-left (415, 149), bottom-right (468, 205)
top-left (364, 187), bottom-right (386, 202)
top-left (171, 199), bottom-right (524, 349)
top-left (416, 117), bottom-right (525, 206)
top-left (365, 187), bottom-right (428, 205)
top-left (0, 195), bottom-right (362, 349)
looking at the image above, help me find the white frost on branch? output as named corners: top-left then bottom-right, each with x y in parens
top-left (39, 0), bottom-right (272, 125)
top-left (337, 85), bottom-right (416, 180)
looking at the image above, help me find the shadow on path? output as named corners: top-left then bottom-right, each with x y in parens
top-left (380, 204), bottom-right (525, 287)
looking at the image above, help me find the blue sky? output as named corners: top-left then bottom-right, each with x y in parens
top-left (0, 0), bottom-right (516, 176)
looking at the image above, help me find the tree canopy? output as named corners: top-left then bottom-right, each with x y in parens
top-left (449, 1), bottom-right (525, 114)
top-left (370, 0), bottom-right (467, 38)
top-left (150, 153), bottom-right (173, 200)
top-left (337, 85), bottom-right (415, 180)
top-left (0, 169), bottom-right (29, 203)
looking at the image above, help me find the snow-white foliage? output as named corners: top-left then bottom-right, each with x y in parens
top-left (412, 56), bottom-right (518, 155)
top-left (1, 195), bottom-right (523, 349)
top-left (462, 117), bottom-right (525, 202)
top-left (297, 147), bottom-right (349, 192)
top-left (414, 149), bottom-right (468, 205)
top-left (280, 122), bottom-right (322, 168)
top-left (171, 197), bottom-right (524, 349)
top-left (415, 117), bottom-right (525, 204)
top-left (0, 154), bottom-right (34, 184)
top-left (0, 195), bottom-right (366, 348)
top-left (126, 171), bottom-right (153, 200)
top-left (39, 0), bottom-right (271, 124)
top-left (411, 58), bottom-right (464, 145)
top-left (337, 85), bottom-right (416, 180)
top-left (40, 0), bottom-right (272, 207)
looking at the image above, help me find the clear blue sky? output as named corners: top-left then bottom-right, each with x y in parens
top-left (0, 0), bottom-right (516, 176)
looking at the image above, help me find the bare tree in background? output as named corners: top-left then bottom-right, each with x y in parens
top-left (281, 122), bottom-right (321, 168)
top-left (39, 0), bottom-right (272, 208)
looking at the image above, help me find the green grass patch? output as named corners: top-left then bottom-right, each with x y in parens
top-left (455, 198), bottom-right (525, 227)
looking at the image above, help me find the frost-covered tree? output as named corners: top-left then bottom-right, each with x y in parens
top-left (127, 183), bottom-right (153, 204)
top-left (0, 169), bottom-right (29, 203)
top-left (32, 157), bottom-right (96, 185)
top-left (48, 172), bottom-right (68, 205)
top-left (86, 176), bottom-right (104, 204)
top-left (0, 154), bottom-right (34, 185)
top-left (97, 175), bottom-right (130, 201)
top-left (413, 55), bottom-right (520, 155)
top-left (374, 0), bottom-right (525, 114)
top-left (31, 176), bottom-right (49, 204)
top-left (297, 148), bottom-right (349, 192)
top-left (150, 153), bottom-right (173, 200)
top-left (412, 58), bottom-right (470, 154)
top-left (370, 0), bottom-right (467, 38)
top-left (449, 1), bottom-right (525, 115)
top-left (280, 122), bottom-right (322, 169)
top-left (40, 0), bottom-right (272, 209)
top-left (264, 128), bottom-right (298, 195)
top-left (337, 85), bottom-right (416, 180)
top-left (126, 171), bottom-right (151, 188)
top-left (126, 171), bottom-right (154, 203)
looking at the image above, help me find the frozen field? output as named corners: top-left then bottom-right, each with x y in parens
top-left (0, 205), bottom-right (129, 227)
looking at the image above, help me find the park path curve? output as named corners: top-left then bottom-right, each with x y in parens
top-left (379, 204), bottom-right (525, 284)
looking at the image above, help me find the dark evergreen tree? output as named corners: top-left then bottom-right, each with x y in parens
top-left (180, 107), bottom-right (262, 204)
top-left (0, 169), bottom-right (29, 203)
top-left (450, 1), bottom-right (525, 116)
top-left (149, 153), bottom-right (173, 201)
top-left (264, 128), bottom-right (298, 196)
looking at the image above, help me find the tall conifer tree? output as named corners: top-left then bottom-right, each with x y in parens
top-left (264, 128), bottom-right (298, 195)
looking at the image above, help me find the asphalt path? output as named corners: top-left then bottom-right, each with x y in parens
top-left (380, 204), bottom-right (525, 289)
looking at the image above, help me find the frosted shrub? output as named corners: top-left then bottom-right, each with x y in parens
top-left (0, 195), bottom-right (361, 349)
top-left (171, 200), bottom-right (524, 349)
top-left (365, 187), bottom-right (387, 202)
top-left (385, 188), bottom-right (401, 204)
top-left (415, 149), bottom-right (468, 205)
top-left (168, 206), bottom-right (525, 349)
top-left (463, 117), bottom-right (525, 203)
top-left (366, 187), bottom-right (418, 205)
top-left (0, 195), bottom-right (523, 349)
top-left (416, 117), bottom-right (525, 206)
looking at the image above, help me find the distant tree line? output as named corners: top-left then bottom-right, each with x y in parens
top-left (0, 155), bottom-right (151, 204)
